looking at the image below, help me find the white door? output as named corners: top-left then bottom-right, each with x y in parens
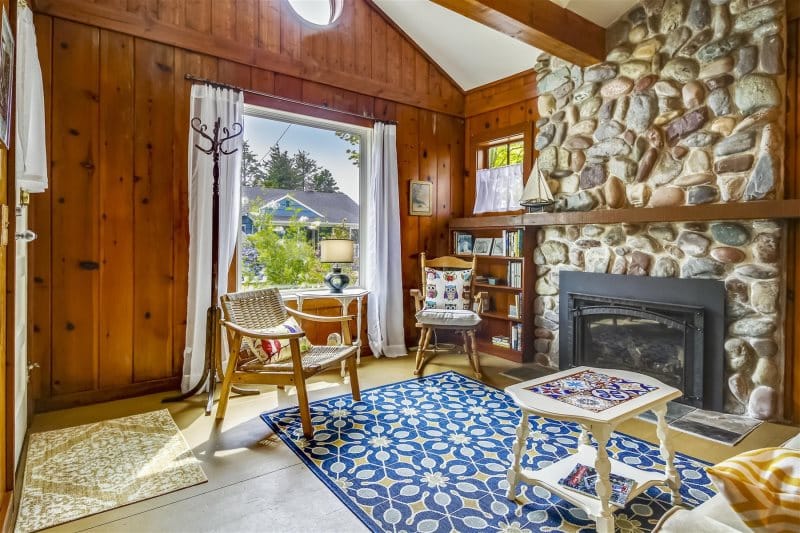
top-left (14, 195), bottom-right (29, 466)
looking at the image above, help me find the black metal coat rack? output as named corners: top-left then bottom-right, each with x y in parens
top-left (164, 114), bottom-right (249, 415)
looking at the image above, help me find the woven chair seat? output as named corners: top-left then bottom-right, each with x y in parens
top-left (238, 343), bottom-right (358, 373)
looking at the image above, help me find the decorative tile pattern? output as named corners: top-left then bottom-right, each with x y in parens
top-left (262, 371), bottom-right (715, 532)
top-left (527, 370), bottom-right (659, 412)
top-left (16, 409), bottom-right (207, 533)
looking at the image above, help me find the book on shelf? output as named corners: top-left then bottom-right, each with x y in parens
top-left (501, 229), bottom-right (524, 257)
top-left (507, 261), bottom-right (522, 288)
top-left (510, 323), bottom-right (523, 351)
top-left (508, 294), bottom-right (522, 319)
top-left (558, 464), bottom-right (636, 507)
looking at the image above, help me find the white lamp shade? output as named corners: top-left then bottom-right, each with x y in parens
top-left (320, 239), bottom-right (354, 263)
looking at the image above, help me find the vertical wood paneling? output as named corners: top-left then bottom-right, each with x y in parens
top-left (259, 0), bottom-right (281, 55)
top-left (51, 19), bottom-right (101, 394)
top-left (98, 30), bottom-right (135, 388)
top-left (32, 7), bottom-right (466, 407)
top-left (395, 104), bottom-right (421, 344)
top-left (787, 20), bottom-right (800, 421)
top-left (29, 13), bottom-right (54, 401)
top-left (132, 39), bottom-right (175, 382)
top-left (183, 0), bottom-right (211, 33)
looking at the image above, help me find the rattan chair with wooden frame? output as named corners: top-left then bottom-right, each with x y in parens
top-left (410, 253), bottom-right (487, 378)
top-left (217, 288), bottom-right (360, 438)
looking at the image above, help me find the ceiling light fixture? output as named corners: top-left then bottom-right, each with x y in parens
top-left (287, 0), bottom-right (344, 26)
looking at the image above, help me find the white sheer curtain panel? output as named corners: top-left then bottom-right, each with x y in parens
top-left (473, 163), bottom-right (523, 214)
top-left (15, 5), bottom-right (48, 193)
top-left (365, 123), bottom-right (407, 357)
top-left (182, 84), bottom-right (244, 392)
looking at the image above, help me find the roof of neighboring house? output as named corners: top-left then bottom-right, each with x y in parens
top-left (241, 187), bottom-right (360, 225)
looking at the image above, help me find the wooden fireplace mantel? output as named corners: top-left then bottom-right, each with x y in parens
top-left (449, 199), bottom-right (800, 229)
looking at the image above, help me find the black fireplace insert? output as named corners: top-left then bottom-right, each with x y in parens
top-left (559, 272), bottom-right (725, 411)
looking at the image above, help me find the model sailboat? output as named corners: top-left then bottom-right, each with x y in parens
top-left (519, 159), bottom-right (555, 212)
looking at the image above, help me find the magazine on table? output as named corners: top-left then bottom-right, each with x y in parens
top-left (558, 464), bottom-right (636, 507)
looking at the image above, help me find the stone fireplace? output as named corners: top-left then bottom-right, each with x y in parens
top-left (559, 271), bottom-right (726, 411)
top-left (529, 0), bottom-right (788, 419)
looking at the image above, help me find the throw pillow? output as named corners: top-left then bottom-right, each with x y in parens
top-left (240, 316), bottom-right (311, 364)
top-left (706, 447), bottom-right (800, 532)
top-left (424, 268), bottom-right (471, 310)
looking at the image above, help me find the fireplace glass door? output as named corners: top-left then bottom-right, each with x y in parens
top-left (568, 294), bottom-right (705, 407)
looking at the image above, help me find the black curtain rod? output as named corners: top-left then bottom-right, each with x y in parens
top-left (185, 74), bottom-right (397, 125)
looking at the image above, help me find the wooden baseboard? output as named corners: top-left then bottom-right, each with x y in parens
top-left (35, 377), bottom-right (181, 412)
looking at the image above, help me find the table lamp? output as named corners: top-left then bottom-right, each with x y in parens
top-left (320, 238), bottom-right (354, 293)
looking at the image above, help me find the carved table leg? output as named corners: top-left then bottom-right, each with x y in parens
top-left (579, 425), bottom-right (591, 446)
top-left (506, 411), bottom-right (530, 500)
top-left (592, 424), bottom-right (615, 533)
top-left (653, 403), bottom-right (682, 505)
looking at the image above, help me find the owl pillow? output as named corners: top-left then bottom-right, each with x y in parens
top-left (424, 268), bottom-right (472, 310)
top-left (239, 316), bottom-right (312, 365)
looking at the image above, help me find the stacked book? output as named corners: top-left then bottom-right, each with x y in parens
top-left (491, 335), bottom-right (511, 349)
top-left (510, 324), bottom-right (523, 351)
top-left (507, 261), bottom-right (522, 288)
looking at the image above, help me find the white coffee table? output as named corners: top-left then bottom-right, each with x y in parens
top-left (505, 366), bottom-right (682, 533)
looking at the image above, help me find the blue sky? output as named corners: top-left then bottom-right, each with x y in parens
top-left (243, 115), bottom-right (361, 202)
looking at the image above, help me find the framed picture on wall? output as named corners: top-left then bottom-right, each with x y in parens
top-left (409, 180), bottom-right (433, 216)
top-left (0, 8), bottom-right (13, 150)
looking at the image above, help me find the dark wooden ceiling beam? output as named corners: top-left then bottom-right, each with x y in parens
top-left (430, 0), bottom-right (605, 67)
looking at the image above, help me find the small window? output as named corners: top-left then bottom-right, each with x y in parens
top-left (476, 134), bottom-right (525, 171)
top-left (287, 0), bottom-right (344, 26)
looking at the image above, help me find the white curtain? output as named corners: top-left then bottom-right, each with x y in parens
top-left (183, 84), bottom-right (244, 392)
top-left (15, 5), bottom-right (48, 193)
top-left (473, 163), bottom-right (523, 214)
top-left (365, 123), bottom-right (407, 357)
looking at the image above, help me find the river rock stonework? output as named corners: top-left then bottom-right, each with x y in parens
top-left (533, 1), bottom-right (786, 210)
top-left (532, 220), bottom-right (785, 419)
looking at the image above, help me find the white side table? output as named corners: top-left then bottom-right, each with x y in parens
top-left (505, 366), bottom-right (682, 533)
top-left (295, 288), bottom-right (369, 375)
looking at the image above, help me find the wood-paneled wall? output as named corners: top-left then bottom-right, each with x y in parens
top-left (463, 71), bottom-right (539, 214)
top-left (29, 9), bottom-right (464, 410)
top-left (35, 0), bottom-right (463, 116)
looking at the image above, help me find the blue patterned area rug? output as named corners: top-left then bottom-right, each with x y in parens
top-left (261, 371), bottom-right (715, 532)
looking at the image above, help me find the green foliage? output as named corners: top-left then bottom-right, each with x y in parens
top-left (488, 141), bottom-right (524, 168)
top-left (329, 218), bottom-right (351, 239)
top-left (241, 142), bottom-right (341, 192)
top-left (240, 141), bottom-right (267, 187)
top-left (242, 207), bottom-right (326, 288)
top-left (335, 131), bottom-right (361, 166)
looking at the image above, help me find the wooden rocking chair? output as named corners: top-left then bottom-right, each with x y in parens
top-left (410, 253), bottom-right (487, 378)
top-left (217, 288), bottom-right (360, 438)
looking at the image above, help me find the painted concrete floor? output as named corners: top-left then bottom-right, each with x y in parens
top-left (23, 352), bottom-right (800, 532)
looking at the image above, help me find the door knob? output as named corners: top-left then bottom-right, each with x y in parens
top-left (15, 230), bottom-right (36, 242)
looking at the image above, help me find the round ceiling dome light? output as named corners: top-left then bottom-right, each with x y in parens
top-left (287, 0), bottom-right (344, 26)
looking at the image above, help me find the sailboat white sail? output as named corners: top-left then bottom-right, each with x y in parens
top-left (519, 159), bottom-right (555, 211)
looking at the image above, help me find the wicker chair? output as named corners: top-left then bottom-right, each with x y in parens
top-left (217, 288), bottom-right (360, 438)
top-left (410, 253), bottom-right (487, 378)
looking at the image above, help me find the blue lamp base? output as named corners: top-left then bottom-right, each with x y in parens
top-left (324, 265), bottom-right (350, 294)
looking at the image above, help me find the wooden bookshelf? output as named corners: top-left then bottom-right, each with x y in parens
top-left (451, 225), bottom-right (534, 363)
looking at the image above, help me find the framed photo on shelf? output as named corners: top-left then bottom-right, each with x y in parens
top-left (473, 237), bottom-right (493, 255)
top-left (456, 233), bottom-right (473, 254)
top-left (409, 180), bottom-right (433, 216)
top-left (490, 238), bottom-right (505, 256)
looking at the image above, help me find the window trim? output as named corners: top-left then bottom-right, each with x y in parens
top-left (237, 104), bottom-right (371, 294)
top-left (469, 121), bottom-right (535, 216)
